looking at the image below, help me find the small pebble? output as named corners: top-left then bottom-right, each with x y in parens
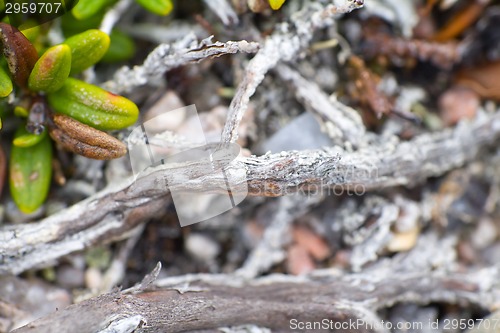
top-left (260, 113), bottom-right (333, 154)
top-left (56, 265), bottom-right (85, 289)
top-left (144, 90), bottom-right (186, 133)
top-left (292, 226), bottom-right (331, 261)
top-left (286, 244), bottom-right (315, 275)
top-left (386, 226), bottom-right (420, 252)
top-left (85, 267), bottom-right (103, 290)
top-left (470, 217), bottom-right (497, 250)
top-left (439, 86), bottom-right (479, 126)
top-left (45, 200), bottom-right (68, 216)
top-left (185, 233), bottom-right (220, 262)
top-left (5, 201), bottom-right (44, 224)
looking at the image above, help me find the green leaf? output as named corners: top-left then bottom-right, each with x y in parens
top-left (101, 29), bottom-right (135, 63)
top-left (63, 29), bottom-right (110, 74)
top-left (61, 10), bottom-right (105, 37)
top-left (135, 0), bottom-right (173, 16)
top-left (10, 128), bottom-right (52, 213)
top-left (72, 0), bottom-right (116, 20)
top-left (20, 20), bottom-right (42, 44)
top-left (0, 65), bottom-right (13, 97)
top-left (14, 106), bottom-right (29, 117)
top-left (47, 78), bottom-right (139, 131)
top-left (13, 127), bottom-right (46, 147)
top-left (28, 44), bottom-right (72, 93)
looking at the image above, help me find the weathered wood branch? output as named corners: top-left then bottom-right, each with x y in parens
top-left (221, 0), bottom-right (365, 143)
top-left (0, 110), bottom-right (498, 275)
top-left (275, 64), bottom-right (367, 147)
top-left (202, 0), bottom-right (239, 26)
top-left (13, 266), bottom-right (499, 333)
top-left (102, 36), bottom-right (259, 94)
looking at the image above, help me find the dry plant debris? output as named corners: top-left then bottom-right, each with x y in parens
top-left (0, 0), bottom-right (499, 332)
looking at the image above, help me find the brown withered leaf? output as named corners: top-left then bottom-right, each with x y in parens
top-left (0, 23), bottom-right (39, 89)
top-left (348, 55), bottom-right (393, 119)
top-left (362, 32), bottom-right (461, 69)
top-left (456, 60), bottom-right (500, 101)
top-left (348, 55), bottom-right (422, 123)
top-left (432, 0), bottom-right (490, 42)
top-left (49, 113), bottom-right (127, 160)
top-left (292, 226), bottom-right (331, 261)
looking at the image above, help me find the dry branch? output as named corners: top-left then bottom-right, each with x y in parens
top-left (220, 0), bottom-right (365, 143)
top-left (99, 0), bottom-right (133, 35)
top-left (275, 64), bottom-right (367, 147)
top-left (102, 36), bottom-right (259, 94)
top-left (202, 0), bottom-right (239, 26)
top-left (2, 1), bottom-right (499, 332)
top-left (13, 265), bottom-right (499, 333)
top-left (0, 110), bottom-right (499, 275)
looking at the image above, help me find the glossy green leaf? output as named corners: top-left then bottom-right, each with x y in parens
top-left (47, 78), bottom-right (139, 131)
top-left (101, 29), bottom-right (135, 63)
top-left (63, 29), bottom-right (110, 74)
top-left (0, 65), bottom-right (13, 97)
top-left (14, 106), bottom-right (29, 117)
top-left (10, 129), bottom-right (52, 213)
top-left (13, 127), bottom-right (46, 147)
top-left (72, 0), bottom-right (115, 20)
top-left (28, 44), bottom-right (72, 93)
top-left (135, 0), bottom-right (173, 16)
top-left (61, 10), bottom-right (104, 37)
top-left (20, 20), bottom-right (41, 43)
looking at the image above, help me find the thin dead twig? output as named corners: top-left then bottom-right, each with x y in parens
top-left (102, 35), bottom-right (259, 94)
top-left (202, 0), bottom-right (239, 26)
top-left (221, 0), bottom-right (365, 143)
top-left (275, 64), bottom-right (367, 147)
top-left (99, 0), bottom-right (132, 34)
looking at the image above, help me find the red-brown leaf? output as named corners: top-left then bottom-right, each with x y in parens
top-left (0, 23), bottom-right (39, 89)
